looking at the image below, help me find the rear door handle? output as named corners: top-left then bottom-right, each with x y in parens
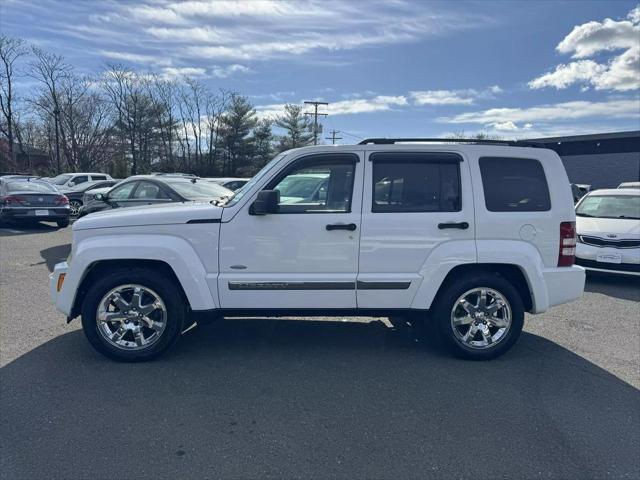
top-left (326, 223), bottom-right (357, 231)
top-left (438, 222), bottom-right (469, 230)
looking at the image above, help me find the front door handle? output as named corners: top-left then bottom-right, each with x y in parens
top-left (438, 222), bottom-right (469, 230)
top-left (326, 223), bottom-right (357, 231)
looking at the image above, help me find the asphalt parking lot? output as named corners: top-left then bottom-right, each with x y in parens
top-left (1, 222), bottom-right (639, 480)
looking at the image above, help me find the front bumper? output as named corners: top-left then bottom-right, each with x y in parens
top-left (576, 243), bottom-right (640, 276)
top-left (50, 261), bottom-right (73, 316)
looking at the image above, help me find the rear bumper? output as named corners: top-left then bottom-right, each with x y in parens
top-left (539, 265), bottom-right (585, 311)
top-left (1, 207), bottom-right (70, 221)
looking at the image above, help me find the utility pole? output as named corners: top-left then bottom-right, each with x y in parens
top-left (53, 107), bottom-right (61, 174)
top-left (325, 129), bottom-right (342, 145)
top-left (304, 101), bottom-right (328, 145)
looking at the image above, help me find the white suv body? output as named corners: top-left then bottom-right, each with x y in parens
top-left (50, 142), bottom-right (585, 361)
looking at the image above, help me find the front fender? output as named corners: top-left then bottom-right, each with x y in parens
top-left (56, 234), bottom-right (216, 316)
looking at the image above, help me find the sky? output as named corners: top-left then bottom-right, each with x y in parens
top-left (1, 0), bottom-right (639, 143)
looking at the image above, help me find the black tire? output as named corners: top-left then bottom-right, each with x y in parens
top-left (431, 272), bottom-right (524, 360)
top-left (56, 218), bottom-right (70, 228)
top-left (81, 267), bottom-right (186, 362)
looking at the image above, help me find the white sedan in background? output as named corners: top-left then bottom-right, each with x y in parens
top-left (575, 189), bottom-right (640, 276)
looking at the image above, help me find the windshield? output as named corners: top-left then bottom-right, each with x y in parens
top-left (576, 195), bottom-right (640, 220)
top-left (225, 153), bottom-right (287, 207)
top-left (49, 174), bottom-right (73, 185)
top-left (163, 179), bottom-right (232, 200)
top-left (6, 180), bottom-right (58, 193)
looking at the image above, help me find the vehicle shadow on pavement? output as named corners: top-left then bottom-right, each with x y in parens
top-left (1, 319), bottom-right (639, 480)
top-left (38, 243), bottom-right (71, 272)
top-left (0, 222), bottom-right (62, 237)
top-left (585, 272), bottom-right (640, 302)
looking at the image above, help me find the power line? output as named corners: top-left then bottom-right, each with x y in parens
top-left (304, 101), bottom-right (328, 145)
top-left (325, 129), bottom-right (342, 145)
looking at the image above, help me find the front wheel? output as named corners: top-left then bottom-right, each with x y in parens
top-left (431, 273), bottom-right (524, 360)
top-left (81, 267), bottom-right (186, 361)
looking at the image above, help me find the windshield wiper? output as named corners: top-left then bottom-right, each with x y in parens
top-left (576, 212), bottom-right (594, 217)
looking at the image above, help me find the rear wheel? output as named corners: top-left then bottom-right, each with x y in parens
top-left (69, 200), bottom-right (82, 216)
top-left (81, 267), bottom-right (186, 361)
top-left (431, 273), bottom-right (524, 360)
top-left (56, 218), bottom-right (70, 228)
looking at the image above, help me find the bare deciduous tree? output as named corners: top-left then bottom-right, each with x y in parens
top-left (0, 35), bottom-right (28, 168)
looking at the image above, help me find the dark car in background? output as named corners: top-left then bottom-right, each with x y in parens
top-left (60, 180), bottom-right (120, 216)
top-left (78, 175), bottom-right (233, 217)
top-left (0, 177), bottom-right (71, 227)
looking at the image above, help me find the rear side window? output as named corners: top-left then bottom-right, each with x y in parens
top-left (92, 175), bottom-right (108, 181)
top-left (371, 152), bottom-right (461, 213)
top-left (479, 157), bottom-right (551, 212)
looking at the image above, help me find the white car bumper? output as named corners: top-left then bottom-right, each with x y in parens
top-left (50, 261), bottom-right (74, 316)
top-left (576, 242), bottom-right (640, 276)
top-left (541, 265), bottom-right (586, 310)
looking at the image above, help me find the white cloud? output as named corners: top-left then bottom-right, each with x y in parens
top-left (410, 86), bottom-right (503, 105)
top-left (330, 95), bottom-right (407, 115)
top-left (100, 50), bottom-right (171, 66)
top-left (529, 6), bottom-right (640, 91)
top-left (491, 121), bottom-right (519, 131)
top-left (160, 66), bottom-right (207, 80)
top-left (439, 99), bottom-right (640, 125)
top-left (529, 60), bottom-right (606, 89)
top-left (211, 64), bottom-right (251, 78)
top-left (410, 90), bottom-right (475, 105)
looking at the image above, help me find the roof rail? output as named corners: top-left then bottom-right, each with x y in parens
top-left (358, 137), bottom-right (539, 147)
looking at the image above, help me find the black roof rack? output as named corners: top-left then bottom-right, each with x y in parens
top-left (358, 138), bottom-right (540, 147)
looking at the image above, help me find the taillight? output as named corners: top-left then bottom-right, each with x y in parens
top-left (55, 195), bottom-right (69, 205)
top-left (1, 195), bottom-right (26, 205)
top-left (558, 221), bottom-right (576, 267)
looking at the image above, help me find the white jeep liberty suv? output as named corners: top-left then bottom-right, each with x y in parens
top-left (50, 139), bottom-right (585, 361)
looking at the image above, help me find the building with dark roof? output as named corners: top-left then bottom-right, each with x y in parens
top-left (526, 131), bottom-right (639, 189)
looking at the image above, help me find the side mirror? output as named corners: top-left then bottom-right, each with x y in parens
top-left (250, 190), bottom-right (280, 215)
top-left (68, 182), bottom-right (75, 187)
top-left (94, 193), bottom-right (108, 202)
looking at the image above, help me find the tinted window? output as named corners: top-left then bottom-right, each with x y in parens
top-left (479, 157), bottom-right (551, 212)
top-left (108, 182), bottom-right (137, 200)
top-left (269, 154), bottom-right (357, 213)
top-left (372, 153), bottom-right (461, 213)
top-left (92, 175), bottom-right (108, 181)
top-left (71, 175), bottom-right (89, 186)
top-left (132, 182), bottom-right (170, 200)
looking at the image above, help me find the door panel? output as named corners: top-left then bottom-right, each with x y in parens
top-left (218, 152), bottom-right (363, 309)
top-left (357, 151), bottom-right (476, 309)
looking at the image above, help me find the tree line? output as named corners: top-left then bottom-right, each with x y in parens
top-left (0, 35), bottom-right (317, 178)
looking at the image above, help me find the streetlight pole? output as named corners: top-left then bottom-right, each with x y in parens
top-left (53, 107), bottom-right (61, 174)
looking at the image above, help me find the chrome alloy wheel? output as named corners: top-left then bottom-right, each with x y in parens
top-left (69, 200), bottom-right (82, 216)
top-left (96, 284), bottom-right (167, 350)
top-left (450, 287), bottom-right (512, 350)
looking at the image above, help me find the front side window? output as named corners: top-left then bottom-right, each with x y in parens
top-left (479, 157), bottom-right (551, 212)
top-left (108, 182), bottom-right (137, 200)
top-left (372, 153), bottom-right (461, 213)
top-left (269, 154), bottom-right (357, 213)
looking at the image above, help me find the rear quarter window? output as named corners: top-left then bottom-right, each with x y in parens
top-left (479, 157), bottom-right (551, 212)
